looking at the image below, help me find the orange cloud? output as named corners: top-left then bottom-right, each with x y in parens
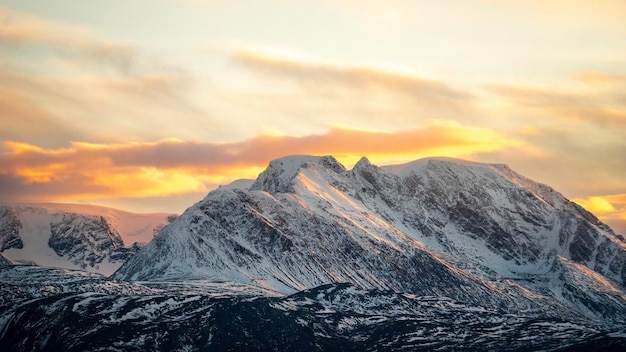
top-left (573, 194), bottom-right (626, 236)
top-left (487, 85), bottom-right (577, 108)
top-left (574, 196), bottom-right (616, 213)
top-left (0, 124), bottom-right (523, 202)
top-left (573, 71), bottom-right (626, 85)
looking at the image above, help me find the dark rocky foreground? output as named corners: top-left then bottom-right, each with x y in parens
top-left (1, 267), bottom-right (625, 351)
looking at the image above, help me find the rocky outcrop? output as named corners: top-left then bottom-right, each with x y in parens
top-left (0, 206), bottom-right (23, 251)
top-left (0, 204), bottom-right (170, 275)
top-left (48, 214), bottom-right (126, 269)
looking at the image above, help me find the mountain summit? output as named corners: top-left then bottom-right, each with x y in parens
top-left (113, 155), bottom-right (626, 322)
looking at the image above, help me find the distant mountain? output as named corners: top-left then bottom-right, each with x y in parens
top-left (114, 155), bottom-right (626, 323)
top-left (0, 203), bottom-right (173, 275)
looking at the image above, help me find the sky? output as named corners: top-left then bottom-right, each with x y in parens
top-left (0, 0), bottom-right (625, 234)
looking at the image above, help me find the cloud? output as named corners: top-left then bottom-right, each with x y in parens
top-left (573, 71), bottom-right (626, 85)
top-left (488, 85), bottom-right (582, 108)
top-left (487, 82), bottom-right (626, 129)
top-left (2, 4), bottom-right (623, 223)
top-left (573, 194), bottom-right (626, 236)
top-left (0, 6), bottom-right (140, 74)
top-left (574, 196), bottom-right (616, 213)
top-left (0, 6), bottom-right (213, 148)
top-left (0, 65), bottom-right (209, 148)
top-left (0, 8), bottom-right (477, 153)
top-left (478, 124), bottom-right (626, 193)
top-left (0, 123), bottom-right (523, 202)
top-left (227, 44), bottom-right (473, 112)
top-left (197, 43), bottom-right (481, 138)
top-left (485, 79), bottom-right (626, 161)
top-left (474, 81), bottom-right (626, 210)
top-left (512, 0), bottom-right (626, 29)
top-left (0, 87), bottom-right (84, 146)
top-left (472, 81), bottom-right (626, 228)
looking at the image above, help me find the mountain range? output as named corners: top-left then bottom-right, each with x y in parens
top-left (0, 203), bottom-right (172, 275)
top-left (1, 155), bottom-right (625, 351)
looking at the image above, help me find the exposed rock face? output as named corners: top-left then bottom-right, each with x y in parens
top-left (0, 206), bottom-right (23, 251)
top-left (1, 277), bottom-right (623, 352)
top-left (0, 204), bottom-right (170, 275)
top-left (0, 253), bottom-right (12, 266)
top-left (114, 156), bottom-right (626, 322)
top-left (378, 158), bottom-right (626, 286)
top-left (48, 214), bottom-right (126, 268)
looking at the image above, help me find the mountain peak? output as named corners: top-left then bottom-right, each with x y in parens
top-left (354, 156), bottom-right (371, 167)
top-left (6, 155), bottom-right (626, 350)
top-left (250, 155), bottom-right (345, 194)
top-left (114, 154), bottom-right (626, 323)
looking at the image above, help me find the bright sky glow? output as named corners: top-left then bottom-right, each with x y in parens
top-left (0, 0), bottom-right (625, 234)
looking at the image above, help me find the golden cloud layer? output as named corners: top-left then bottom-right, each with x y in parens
top-left (573, 194), bottom-right (626, 237)
top-left (0, 123), bottom-right (522, 201)
top-left (573, 71), bottom-right (626, 85)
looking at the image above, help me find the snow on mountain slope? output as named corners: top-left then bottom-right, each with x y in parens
top-left (113, 155), bottom-right (626, 322)
top-left (0, 253), bottom-right (12, 266)
top-left (3, 280), bottom-right (623, 352)
top-left (218, 178), bottom-right (256, 191)
top-left (0, 206), bottom-right (23, 251)
top-left (8, 203), bottom-right (174, 246)
top-left (0, 203), bottom-right (173, 275)
top-left (0, 266), bottom-right (157, 306)
top-left (378, 157), bottom-right (626, 282)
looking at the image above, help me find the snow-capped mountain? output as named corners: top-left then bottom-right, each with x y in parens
top-left (3, 155), bottom-right (626, 351)
top-left (0, 203), bottom-right (173, 275)
top-left (114, 155), bottom-right (626, 323)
